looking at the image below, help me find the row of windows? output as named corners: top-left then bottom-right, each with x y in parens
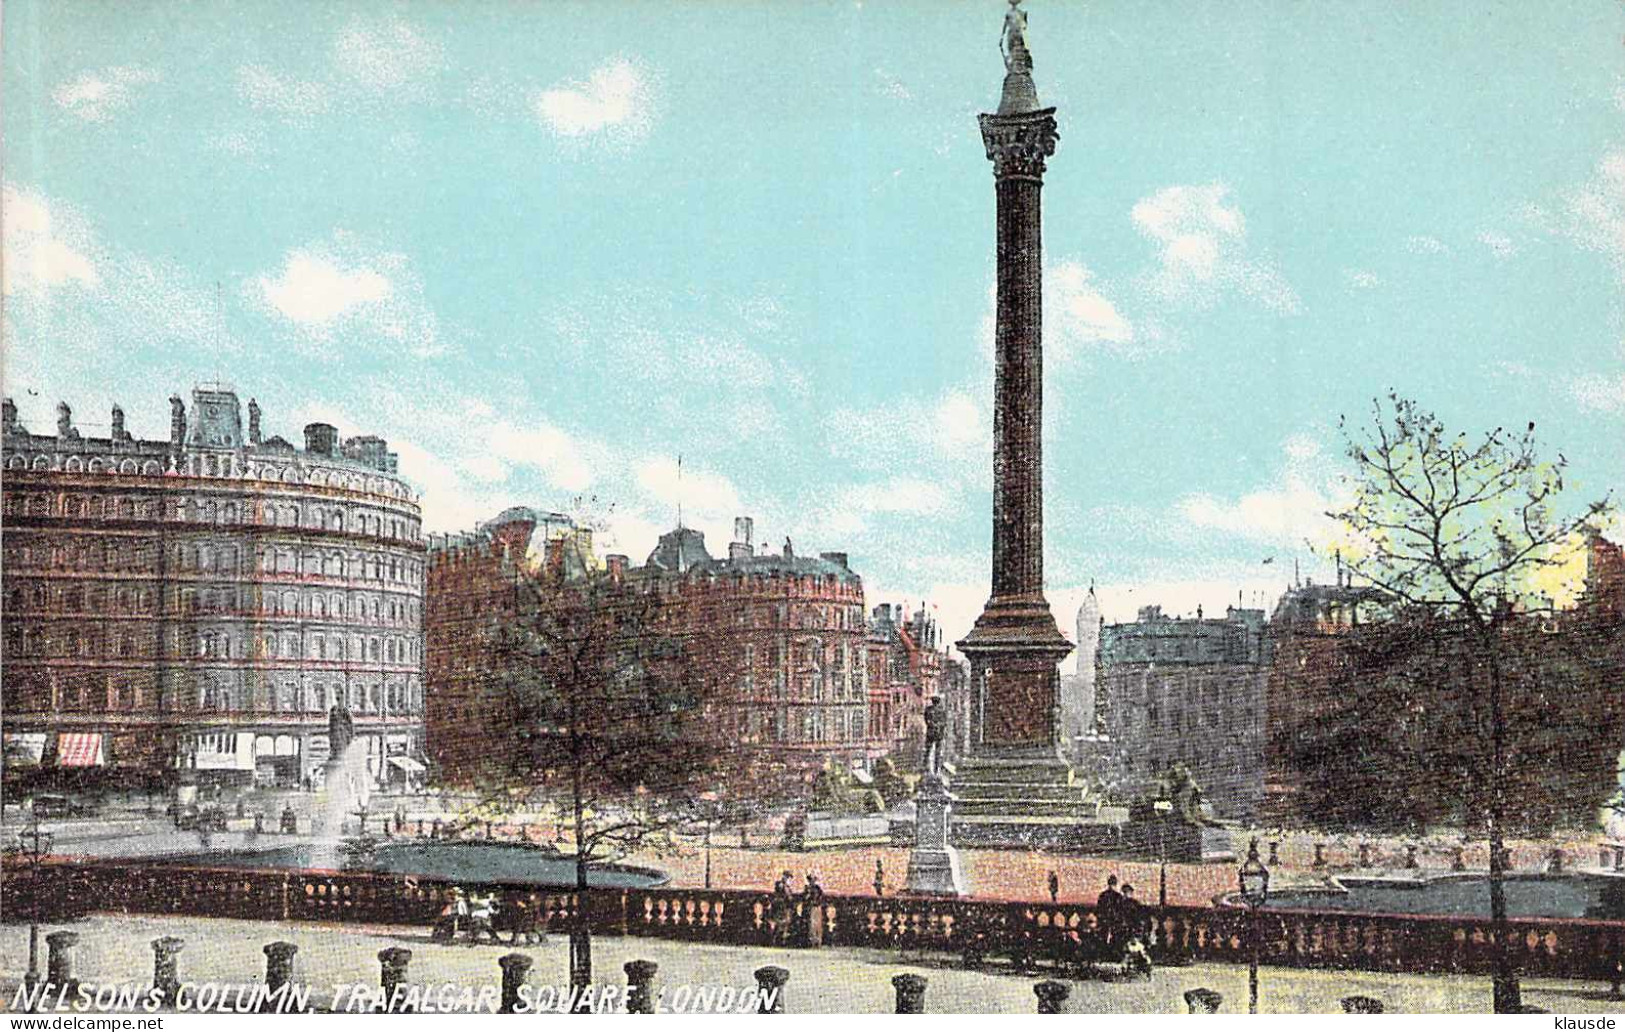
top-left (6, 451), bottom-right (413, 503)
top-left (7, 580), bottom-right (419, 627)
top-left (5, 624), bottom-right (421, 666)
top-left (737, 670), bottom-right (866, 704)
top-left (5, 676), bottom-right (423, 716)
top-left (738, 704), bottom-right (869, 744)
top-left (4, 536), bottom-right (425, 588)
top-left (3, 489), bottom-right (419, 542)
top-left (655, 601), bottom-right (865, 633)
top-left (193, 629), bottom-right (421, 665)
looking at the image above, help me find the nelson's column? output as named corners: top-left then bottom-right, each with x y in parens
top-left (951, 0), bottom-right (1097, 849)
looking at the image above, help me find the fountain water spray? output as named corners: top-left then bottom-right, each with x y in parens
top-left (312, 706), bottom-right (372, 866)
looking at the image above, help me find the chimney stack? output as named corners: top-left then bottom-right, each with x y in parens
top-left (730, 516), bottom-right (755, 561)
top-left (304, 423), bottom-right (338, 456)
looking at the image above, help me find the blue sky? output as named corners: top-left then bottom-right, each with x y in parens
top-left (5, 1), bottom-right (1623, 646)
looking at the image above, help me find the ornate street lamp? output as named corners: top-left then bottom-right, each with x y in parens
top-left (1152, 798), bottom-right (1173, 960)
top-left (1153, 799), bottom-right (1173, 909)
top-left (1238, 837), bottom-right (1271, 1014)
top-left (698, 791), bottom-right (719, 890)
top-left (16, 813), bottom-right (55, 1004)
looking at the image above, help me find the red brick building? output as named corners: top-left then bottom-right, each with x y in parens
top-left (865, 602), bottom-right (950, 762)
top-left (1583, 530), bottom-right (1625, 622)
top-left (1262, 576), bottom-right (1387, 824)
top-left (425, 511), bottom-right (874, 785)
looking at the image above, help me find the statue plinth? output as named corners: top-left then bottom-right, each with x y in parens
top-left (904, 774), bottom-right (966, 897)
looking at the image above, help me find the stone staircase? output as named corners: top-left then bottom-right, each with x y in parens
top-left (946, 753), bottom-right (1120, 851)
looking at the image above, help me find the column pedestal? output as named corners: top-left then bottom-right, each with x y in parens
top-left (905, 774), bottom-right (966, 897)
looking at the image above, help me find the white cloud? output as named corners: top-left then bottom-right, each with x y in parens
top-left (1, 186), bottom-right (99, 295)
top-left (1131, 183), bottom-right (1299, 314)
top-left (209, 127), bottom-right (269, 161)
top-left (808, 476), bottom-right (958, 540)
top-left (1405, 234), bottom-right (1450, 255)
top-left (463, 455), bottom-right (510, 484)
top-left (827, 387), bottom-right (991, 483)
top-left (1477, 231), bottom-right (1517, 259)
top-left (250, 235), bottom-right (442, 357)
top-left (636, 457), bottom-right (742, 518)
top-left (874, 68), bottom-right (912, 102)
top-left (1559, 147), bottom-right (1625, 282)
top-left (332, 17), bottom-right (446, 95)
top-left (1174, 433), bottom-right (1347, 549)
top-left (534, 58), bottom-right (656, 143)
top-left (51, 66), bottom-right (160, 123)
top-left (258, 253), bottom-right (390, 326)
top-left (235, 66), bottom-right (333, 120)
top-left (489, 422), bottom-right (595, 492)
top-left (1049, 260), bottom-right (1135, 357)
top-left (1177, 481), bottom-right (1336, 546)
top-left (1572, 371), bottom-right (1625, 413)
top-left (930, 389), bottom-right (987, 454)
top-left (1343, 269), bottom-right (1381, 290)
top-left (389, 438), bottom-right (501, 534)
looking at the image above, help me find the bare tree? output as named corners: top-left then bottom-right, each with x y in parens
top-left (1329, 393), bottom-right (1611, 1012)
top-left (455, 522), bottom-right (734, 994)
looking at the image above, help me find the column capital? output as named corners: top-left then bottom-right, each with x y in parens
top-left (978, 108), bottom-right (1059, 181)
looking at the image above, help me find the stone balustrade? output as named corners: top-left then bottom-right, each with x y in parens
top-left (7, 855), bottom-right (1625, 984)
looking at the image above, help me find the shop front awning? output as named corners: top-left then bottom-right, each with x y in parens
top-left (56, 733), bottom-right (105, 768)
top-left (387, 756), bottom-right (426, 774)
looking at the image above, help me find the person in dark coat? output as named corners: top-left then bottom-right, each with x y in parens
top-left (1048, 869), bottom-right (1060, 903)
top-left (802, 873), bottom-right (826, 947)
top-left (772, 870), bottom-right (795, 945)
top-left (1119, 884), bottom-right (1153, 976)
top-left (1096, 874), bottom-right (1124, 954)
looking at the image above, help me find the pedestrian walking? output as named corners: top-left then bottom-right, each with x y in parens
top-left (874, 859), bottom-right (885, 898)
top-left (802, 872), bottom-right (826, 947)
top-left (772, 870), bottom-right (794, 945)
top-left (1048, 869), bottom-right (1059, 903)
top-left (1096, 873), bottom-right (1124, 955)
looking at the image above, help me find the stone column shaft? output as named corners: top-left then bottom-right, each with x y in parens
top-left (992, 173), bottom-right (1045, 603)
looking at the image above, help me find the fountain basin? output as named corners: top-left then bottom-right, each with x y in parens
top-left (149, 839), bottom-right (668, 890)
top-left (1225, 871), bottom-right (1625, 921)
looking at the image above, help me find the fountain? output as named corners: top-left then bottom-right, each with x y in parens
top-left (312, 706), bottom-right (372, 866)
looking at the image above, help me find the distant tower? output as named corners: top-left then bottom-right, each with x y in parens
top-left (1059, 585), bottom-right (1102, 750)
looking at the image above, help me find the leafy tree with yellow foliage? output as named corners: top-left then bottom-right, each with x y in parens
top-left (1330, 393), bottom-right (1612, 1013)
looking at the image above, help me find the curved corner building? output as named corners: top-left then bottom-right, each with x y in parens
top-left (1, 386), bottom-right (427, 790)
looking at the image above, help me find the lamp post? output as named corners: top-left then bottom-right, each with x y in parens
top-left (1153, 799), bottom-right (1172, 910)
top-left (698, 791), bottom-right (719, 891)
top-left (17, 813), bottom-right (55, 1005)
top-left (1153, 798), bottom-right (1172, 959)
top-left (1238, 838), bottom-right (1271, 1015)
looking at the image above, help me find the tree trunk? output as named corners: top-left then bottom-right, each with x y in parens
top-left (569, 763), bottom-right (592, 1001)
top-left (1483, 635), bottom-right (1522, 1013)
